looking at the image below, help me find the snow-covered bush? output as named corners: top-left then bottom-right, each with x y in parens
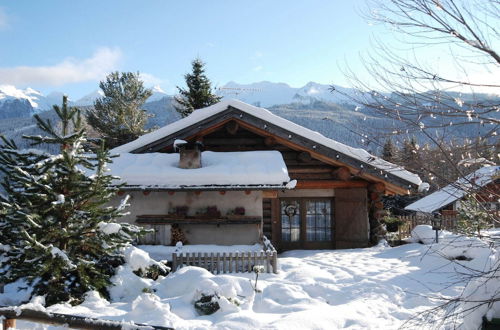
top-left (410, 225), bottom-right (442, 244)
top-left (460, 251), bottom-right (500, 328)
top-left (194, 293), bottom-right (221, 315)
top-left (0, 97), bottom-right (147, 305)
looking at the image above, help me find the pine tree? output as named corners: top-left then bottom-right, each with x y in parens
top-left (86, 72), bottom-right (152, 148)
top-left (457, 194), bottom-right (493, 238)
top-left (401, 137), bottom-right (419, 165)
top-left (175, 58), bottom-right (222, 117)
top-left (382, 138), bottom-right (397, 163)
top-left (0, 96), bottom-right (145, 305)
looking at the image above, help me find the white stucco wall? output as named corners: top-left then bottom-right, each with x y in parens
top-left (111, 190), bottom-right (263, 245)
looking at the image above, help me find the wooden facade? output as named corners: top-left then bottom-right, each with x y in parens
top-left (117, 102), bottom-right (419, 251)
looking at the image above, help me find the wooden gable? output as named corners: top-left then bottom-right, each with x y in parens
top-left (127, 106), bottom-right (414, 194)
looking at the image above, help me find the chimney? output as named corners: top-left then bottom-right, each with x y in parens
top-left (176, 141), bottom-right (203, 169)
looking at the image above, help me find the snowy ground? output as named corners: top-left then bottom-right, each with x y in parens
top-left (5, 227), bottom-right (499, 330)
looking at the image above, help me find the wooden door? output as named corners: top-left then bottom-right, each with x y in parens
top-left (334, 188), bottom-right (369, 249)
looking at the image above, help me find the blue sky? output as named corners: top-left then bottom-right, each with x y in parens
top-left (0, 0), bottom-right (480, 99)
top-left (0, 0), bottom-right (390, 98)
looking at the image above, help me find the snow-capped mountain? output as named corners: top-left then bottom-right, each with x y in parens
top-left (217, 81), bottom-right (357, 107)
top-left (74, 85), bottom-right (169, 106)
top-left (148, 85), bottom-right (169, 102)
top-left (74, 90), bottom-right (105, 106)
top-left (0, 85), bottom-right (61, 113)
top-left (294, 82), bottom-right (357, 104)
top-left (218, 81), bottom-right (298, 107)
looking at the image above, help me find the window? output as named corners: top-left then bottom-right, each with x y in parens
top-left (306, 200), bottom-right (332, 241)
top-left (281, 199), bottom-right (333, 243)
top-left (281, 200), bottom-right (300, 242)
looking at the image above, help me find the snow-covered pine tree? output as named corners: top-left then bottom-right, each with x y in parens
top-left (382, 138), bottom-right (397, 163)
top-left (86, 71), bottom-right (153, 148)
top-left (457, 194), bottom-right (493, 238)
top-left (0, 96), bottom-right (146, 305)
top-left (174, 58), bottom-right (222, 117)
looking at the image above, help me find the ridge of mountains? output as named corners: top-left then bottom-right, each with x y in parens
top-left (0, 82), bottom-right (498, 155)
top-left (0, 81), bottom-right (355, 115)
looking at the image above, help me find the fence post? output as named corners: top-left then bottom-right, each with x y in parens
top-left (272, 252), bottom-right (278, 274)
top-left (172, 253), bottom-right (178, 272)
top-left (222, 253), bottom-right (227, 274)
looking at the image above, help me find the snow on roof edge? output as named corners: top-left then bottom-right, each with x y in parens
top-left (404, 165), bottom-right (500, 213)
top-left (111, 99), bottom-right (421, 187)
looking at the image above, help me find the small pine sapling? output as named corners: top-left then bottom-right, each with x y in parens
top-left (0, 96), bottom-right (147, 305)
top-left (252, 265), bottom-right (265, 293)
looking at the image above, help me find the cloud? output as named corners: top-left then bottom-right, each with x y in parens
top-left (139, 72), bottom-right (163, 86)
top-left (0, 8), bottom-right (8, 29)
top-left (0, 47), bottom-right (122, 86)
top-left (253, 65), bottom-right (263, 72)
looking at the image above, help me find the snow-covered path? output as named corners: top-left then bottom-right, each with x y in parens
top-left (13, 241), bottom-right (488, 330)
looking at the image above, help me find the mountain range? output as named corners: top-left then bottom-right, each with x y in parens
top-left (0, 81), bottom-right (356, 115)
top-left (0, 81), bottom-right (498, 155)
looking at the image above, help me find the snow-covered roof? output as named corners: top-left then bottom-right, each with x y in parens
top-left (405, 166), bottom-right (500, 213)
top-left (108, 150), bottom-right (290, 189)
top-left (112, 99), bottom-right (421, 188)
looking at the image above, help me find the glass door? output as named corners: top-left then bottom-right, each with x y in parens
top-left (280, 200), bottom-right (301, 249)
top-left (279, 198), bottom-right (334, 250)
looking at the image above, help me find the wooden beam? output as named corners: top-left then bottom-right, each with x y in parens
top-left (0, 307), bottom-right (173, 330)
top-left (264, 136), bottom-right (276, 146)
top-left (287, 166), bottom-right (333, 174)
top-left (136, 216), bottom-right (262, 225)
top-left (233, 119), bottom-right (415, 194)
top-left (297, 152), bottom-right (312, 163)
top-left (203, 137), bottom-right (263, 146)
top-left (129, 107), bottom-right (416, 194)
top-left (225, 121), bottom-right (239, 135)
top-left (368, 182), bottom-right (385, 193)
top-left (296, 180), bottom-right (368, 189)
top-left (262, 190), bottom-right (278, 198)
top-left (332, 166), bottom-right (351, 181)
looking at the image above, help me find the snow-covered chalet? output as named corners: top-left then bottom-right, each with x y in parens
top-left (405, 166), bottom-right (500, 215)
top-left (110, 99), bottom-right (422, 251)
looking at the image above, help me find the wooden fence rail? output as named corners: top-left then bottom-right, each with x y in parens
top-left (396, 215), bottom-right (459, 239)
top-left (0, 306), bottom-right (174, 330)
top-left (172, 251), bottom-right (278, 274)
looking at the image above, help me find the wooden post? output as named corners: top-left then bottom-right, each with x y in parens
top-left (3, 318), bottom-right (16, 329)
top-left (272, 252), bottom-right (278, 274)
top-left (247, 253), bottom-right (252, 272)
top-left (228, 253), bottom-right (233, 273)
top-left (222, 253), bottom-right (227, 273)
top-left (172, 253), bottom-right (178, 272)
